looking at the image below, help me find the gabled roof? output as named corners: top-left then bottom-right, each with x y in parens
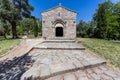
top-left (41, 5), bottom-right (78, 14)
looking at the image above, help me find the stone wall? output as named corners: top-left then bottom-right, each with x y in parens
top-left (41, 6), bottom-right (77, 40)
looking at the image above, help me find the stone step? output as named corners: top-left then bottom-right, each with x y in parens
top-left (43, 40), bottom-right (76, 43)
top-left (46, 38), bottom-right (74, 40)
top-left (33, 47), bottom-right (85, 50)
top-left (34, 42), bottom-right (85, 50)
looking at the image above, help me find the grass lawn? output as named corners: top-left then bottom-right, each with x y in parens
top-left (78, 38), bottom-right (120, 69)
top-left (0, 36), bottom-right (21, 56)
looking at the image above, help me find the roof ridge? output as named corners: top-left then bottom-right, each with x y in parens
top-left (41, 5), bottom-right (78, 14)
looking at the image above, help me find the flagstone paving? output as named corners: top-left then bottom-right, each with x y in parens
top-left (21, 40), bottom-right (120, 80)
top-left (45, 64), bottom-right (120, 80)
top-left (0, 39), bottom-right (43, 80)
top-left (0, 39), bottom-right (120, 80)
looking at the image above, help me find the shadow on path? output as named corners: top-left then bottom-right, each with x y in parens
top-left (0, 53), bottom-right (34, 80)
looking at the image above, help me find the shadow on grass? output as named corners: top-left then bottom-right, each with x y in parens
top-left (0, 53), bottom-right (34, 80)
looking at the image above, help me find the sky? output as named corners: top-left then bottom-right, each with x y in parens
top-left (29, 0), bottom-right (119, 23)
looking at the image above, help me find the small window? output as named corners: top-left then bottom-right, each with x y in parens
top-left (43, 21), bottom-right (45, 23)
top-left (73, 21), bottom-right (76, 23)
top-left (58, 13), bottom-right (60, 17)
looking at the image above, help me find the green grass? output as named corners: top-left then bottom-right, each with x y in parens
top-left (0, 36), bottom-right (21, 55)
top-left (78, 38), bottom-right (120, 69)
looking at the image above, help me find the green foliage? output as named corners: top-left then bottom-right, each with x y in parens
top-left (77, 1), bottom-right (120, 40)
top-left (33, 20), bottom-right (38, 37)
top-left (0, 0), bottom-right (34, 39)
top-left (77, 20), bottom-right (86, 37)
top-left (0, 0), bottom-right (19, 21)
top-left (17, 25), bottom-right (24, 35)
top-left (19, 18), bottom-right (34, 33)
top-left (16, 18), bottom-right (42, 36)
top-left (114, 2), bottom-right (120, 39)
top-left (38, 20), bottom-right (42, 33)
top-left (13, 0), bottom-right (34, 18)
top-left (77, 20), bottom-right (94, 38)
top-left (0, 20), bottom-right (12, 38)
top-left (94, 1), bottom-right (112, 39)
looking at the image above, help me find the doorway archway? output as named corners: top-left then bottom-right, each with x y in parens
top-left (55, 27), bottom-right (63, 37)
top-left (54, 20), bottom-right (64, 37)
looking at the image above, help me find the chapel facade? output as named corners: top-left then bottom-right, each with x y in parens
top-left (41, 5), bottom-right (78, 40)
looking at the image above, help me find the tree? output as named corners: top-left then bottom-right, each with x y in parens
top-left (77, 20), bottom-right (87, 37)
top-left (0, 0), bottom-right (19, 38)
top-left (0, 21), bottom-right (7, 39)
top-left (106, 11), bottom-right (119, 40)
top-left (33, 20), bottom-right (38, 37)
top-left (114, 2), bottom-right (120, 39)
top-left (87, 21), bottom-right (95, 38)
top-left (94, 2), bottom-right (110, 39)
top-left (77, 20), bottom-right (94, 38)
top-left (38, 20), bottom-right (42, 33)
top-left (77, 1), bottom-right (120, 40)
top-left (93, 1), bottom-right (120, 40)
top-left (19, 18), bottom-right (34, 34)
top-left (0, 19), bottom-right (12, 39)
top-left (0, 0), bottom-right (34, 39)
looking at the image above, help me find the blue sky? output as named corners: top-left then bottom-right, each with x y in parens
top-left (29, 0), bottom-right (119, 23)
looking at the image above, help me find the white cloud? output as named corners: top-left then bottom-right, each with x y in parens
top-left (111, 0), bottom-right (120, 3)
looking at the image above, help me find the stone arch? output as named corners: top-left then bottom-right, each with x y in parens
top-left (53, 19), bottom-right (65, 37)
top-left (53, 19), bottom-right (66, 27)
top-left (55, 23), bottom-right (63, 28)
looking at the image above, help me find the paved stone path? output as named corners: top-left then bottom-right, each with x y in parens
top-left (0, 38), bottom-right (43, 61)
top-left (0, 39), bottom-right (43, 80)
top-left (45, 64), bottom-right (120, 80)
top-left (21, 40), bottom-right (120, 80)
top-left (0, 39), bottom-right (120, 80)
top-left (0, 53), bottom-right (34, 80)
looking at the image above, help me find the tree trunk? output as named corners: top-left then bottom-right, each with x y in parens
top-left (3, 28), bottom-right (7, 39)
top-left (3, 33), bottom-right (7, 39)
top-left (11, 21), bottom-right (18, 39)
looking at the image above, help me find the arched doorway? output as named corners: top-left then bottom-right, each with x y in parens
top-left (56, 27), bottom-right (63, 37)
top-left (54, 20), bottom-right (64, 37)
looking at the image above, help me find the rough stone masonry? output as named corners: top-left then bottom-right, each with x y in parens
top-left (41, 5), bottom-right (77, 40)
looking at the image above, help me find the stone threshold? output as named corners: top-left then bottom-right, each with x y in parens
top-left (33, 47), bottom-right (86, 50)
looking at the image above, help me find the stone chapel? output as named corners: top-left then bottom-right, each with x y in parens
top-left (41, 4), bottom-right (78, 40)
